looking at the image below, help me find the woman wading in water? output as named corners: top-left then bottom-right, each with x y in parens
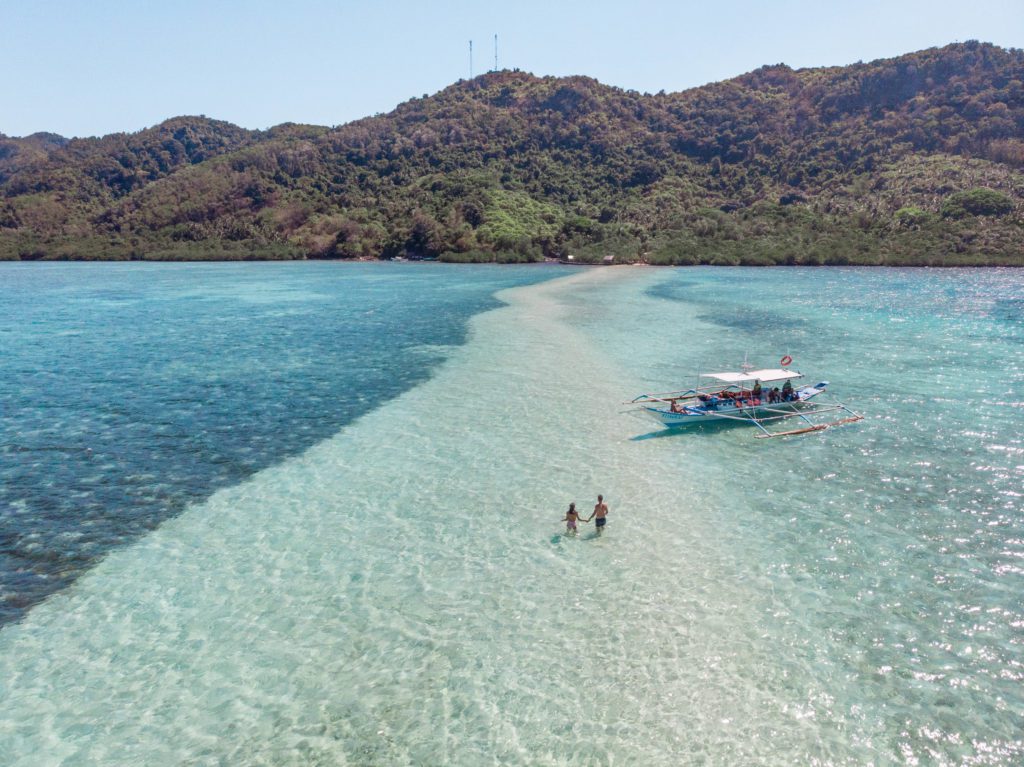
top-left (562, 502), bottom-right (585, 535)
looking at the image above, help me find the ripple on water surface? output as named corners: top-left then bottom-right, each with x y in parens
top-left (0, 262), bottom-right (561, 625)
top-left (0, 266), bottom-right (1022, 765)
top-left (578, 267), bottom-right (1024, 764)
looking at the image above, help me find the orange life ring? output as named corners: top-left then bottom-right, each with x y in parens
top-left (780, 355), bottom-right (793, 366)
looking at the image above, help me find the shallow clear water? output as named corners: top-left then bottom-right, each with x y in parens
top-left (569, 267), bottom-right (1024, 763)
top-left (0, 265), bottom-right (1021, 765)
top-left (0, 261), bottom-right (559, 624)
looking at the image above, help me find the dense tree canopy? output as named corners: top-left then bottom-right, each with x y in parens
top-left (1, 41), bottom-right (1022, 265)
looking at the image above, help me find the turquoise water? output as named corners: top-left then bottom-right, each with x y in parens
top-left (570, 267), bottom-right (1024, 763)
top-left (0, 265), bottom-right (1021, 764)
top-left (0, 262), bottom-right (560, 624)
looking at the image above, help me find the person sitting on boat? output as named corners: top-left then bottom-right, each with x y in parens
top-left (669, 399), bottom-right (682, 413)
top-left (768, 387), bottom-right (780, 404)
top-left (781, 380), bottom-right (794, 401)
top-left (752, 381), bottom-right (762, 399)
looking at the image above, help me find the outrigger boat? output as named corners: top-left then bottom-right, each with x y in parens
top-left (629, 361), bottom-right (863, 438)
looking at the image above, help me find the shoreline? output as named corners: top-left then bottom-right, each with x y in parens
top-left (3, 256), bottom-right (1023, 268)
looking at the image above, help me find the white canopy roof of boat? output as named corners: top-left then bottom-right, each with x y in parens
top-left (701, 368), bottom-right (803, 383)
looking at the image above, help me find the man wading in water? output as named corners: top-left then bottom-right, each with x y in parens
top-left (587, 494), bottom-right (609, 534)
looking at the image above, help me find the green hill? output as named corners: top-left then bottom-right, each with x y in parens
top-left (2, 41), bottom-right (1022, 265)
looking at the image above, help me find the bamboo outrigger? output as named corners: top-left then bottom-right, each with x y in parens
top-left (628, 363), bottom-right (863, 438)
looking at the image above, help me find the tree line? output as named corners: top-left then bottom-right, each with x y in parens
top-left (1, 41), bottom-right (1022, 265)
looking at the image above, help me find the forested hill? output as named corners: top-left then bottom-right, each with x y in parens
top-left (2, 41), bottom-right (1023, 265)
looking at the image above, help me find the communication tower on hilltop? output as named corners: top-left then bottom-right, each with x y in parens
top-left (468, 35), bottom-right (500, 78)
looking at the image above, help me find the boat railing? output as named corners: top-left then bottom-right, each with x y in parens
top-left (628, 383), bottom-right (745, 405)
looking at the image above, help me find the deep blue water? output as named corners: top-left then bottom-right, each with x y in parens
top-left (0, 261), bottom-right (561, 625)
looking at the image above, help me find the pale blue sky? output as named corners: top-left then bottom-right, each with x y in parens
top-left (2, 0), bottom-right (1021, 138)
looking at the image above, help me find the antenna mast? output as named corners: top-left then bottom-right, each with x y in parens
top-left (494, 34), bottom-right (498, 71)
top-left (469, 40), bottom-right (473, 78)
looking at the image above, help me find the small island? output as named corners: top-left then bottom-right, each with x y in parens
top-left (1, 41), bottom-right (1022, 266)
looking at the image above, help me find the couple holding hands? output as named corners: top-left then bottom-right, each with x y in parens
top-left (562, 495), bottom-right (609, 535)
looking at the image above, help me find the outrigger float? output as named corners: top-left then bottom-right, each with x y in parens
top-left (628, 358), bottom-right (863, 438)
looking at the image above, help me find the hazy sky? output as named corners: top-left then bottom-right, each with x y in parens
top-left (2, 0), bottom-right (1021, 138)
